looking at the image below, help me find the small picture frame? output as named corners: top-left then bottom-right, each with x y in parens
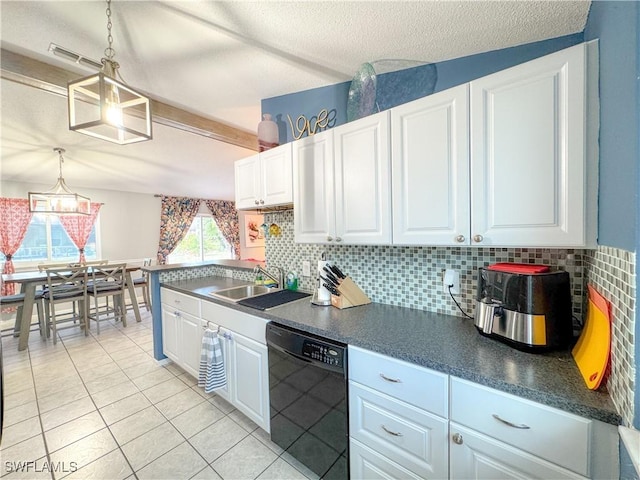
top-left (245, 214), bottom-right (265, 247)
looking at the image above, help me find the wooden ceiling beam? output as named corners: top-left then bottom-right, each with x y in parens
top-left (0, 48), bottom-right (259, 152)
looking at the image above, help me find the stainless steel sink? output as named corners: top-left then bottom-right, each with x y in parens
top-left (209, 284), bottom-right (278, 302)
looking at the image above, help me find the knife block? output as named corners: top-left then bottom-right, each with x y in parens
top-left (331, 276), bottom-right (371, 309)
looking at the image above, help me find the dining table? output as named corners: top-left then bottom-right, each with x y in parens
top-left (2, 265), bottom-right (142, 351)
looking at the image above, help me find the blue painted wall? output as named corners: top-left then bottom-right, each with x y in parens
top-left (585, 1), bottom-right (639, 253)
top-left (585, 0), bottom-right (640, 433)
top-left (262, 33), bottom-right (583, 144)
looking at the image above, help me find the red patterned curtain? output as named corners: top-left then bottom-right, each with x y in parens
top-left (204, 200), bottom-right (240, 259)
top-left (157, 196), bottom-right (201, 264)
top-left (0, 198), bottom-right (34, 296)
top-left (58, 203), bottom-right (102, 263)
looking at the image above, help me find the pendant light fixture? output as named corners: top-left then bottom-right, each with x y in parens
top-left (67, 0), bottom-right (152, 145)
top-left (28, 148), bottom-right (91, 215)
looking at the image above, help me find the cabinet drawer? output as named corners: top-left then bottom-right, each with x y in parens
top-left (348, 346), bottom-right (448, 417)
top-left (349, 381), bottom-right (448, 479)
top-left (161, 288), bottom-right (201, 317)
top-left (450, 377), bottom-right (591, 476)
top-left (350, 439), bottom-right (423, 480)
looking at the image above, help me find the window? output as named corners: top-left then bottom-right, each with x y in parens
top-left (168, 215), bottom-right (232, 263)
top-left (8, 214), bottom-right (98, 264)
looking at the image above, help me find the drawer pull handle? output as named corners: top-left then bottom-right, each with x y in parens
top-left (381, 425), bottom-right (403, 437)
top-left (379, 373), bottom-right (402, 383)
top-left (492, 414), bottom-right (530, 429)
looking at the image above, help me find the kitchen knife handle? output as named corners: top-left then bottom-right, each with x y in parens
top-left (329, 264), bottom-right (346, 279)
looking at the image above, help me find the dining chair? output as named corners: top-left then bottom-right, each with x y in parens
top-left (42, 266), bottom-right (89, 344)
top-left (86, 263), bottom-right (127, 334)
top-left (126, 258), bottom-right (152, 312)
top-left (0, 292), bottom-right (46, 338)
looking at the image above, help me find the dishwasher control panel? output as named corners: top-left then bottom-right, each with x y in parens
top-left (302, 340), bottom-right (344, 368)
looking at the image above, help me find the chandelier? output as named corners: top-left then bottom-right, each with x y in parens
top-left (28, 148), bottom-right (91, 215)
top-left (67, 0), bottom-right (152, 145)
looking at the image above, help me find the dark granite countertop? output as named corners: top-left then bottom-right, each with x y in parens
top-left (161, 277), bottom-right (621, 426)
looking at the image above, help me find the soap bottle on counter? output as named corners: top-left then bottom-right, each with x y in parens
top-left (286, 272), bottom-right (298, 291)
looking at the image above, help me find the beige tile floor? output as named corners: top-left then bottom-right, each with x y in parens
top-left (0, 311), bottom-right (317, 480)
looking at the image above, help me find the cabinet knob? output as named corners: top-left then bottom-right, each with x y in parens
top-left (473, 234), bottom-right (484, 243)
top-left (455, 235), bottom-right (465, 243)
top-left (452, 433), bottom-right (464, 445)
top-left (327, 236), bottom-right (333, 242)
top-left (259, 199), bottom-right (265, 205)
top-left (254, 200), bottom-right (259, 205)
top-left (335, 237), bottom-right (342, 242)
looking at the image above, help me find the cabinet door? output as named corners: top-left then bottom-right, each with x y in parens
top-left (235, 154), bottom-right (261, 209)
top-left (161, 304), bottom-right (180, 364)
top-left (450, 424), bottom-right (586, 480)
top-left (293, 129), bottom-right (335, 243)
top-left (334, 110), bottom-right (392, 244)
top-left (391, 85), bottom-right (470, 245)
top-left (180, 311), bottom-right (203, 379)
top-left (260, 144), bottom-right (293, 206)
top-left (229, 331), bottom-right (270, 432)
top-left (470, 43), bottom-right (585, 246)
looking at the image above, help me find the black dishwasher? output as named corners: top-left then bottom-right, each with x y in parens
top-left (266, 322), bottom-right (348, 479)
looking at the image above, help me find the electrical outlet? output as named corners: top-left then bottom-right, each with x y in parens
top-left (443, 269), bottom-right (460, 295)
top-left (302, 261), bottom-right (311, 277)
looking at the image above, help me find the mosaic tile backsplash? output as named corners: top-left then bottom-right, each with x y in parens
top-left (586, 246), bottom-right (636, 427)
top-left (263, 210), bottom-right (636, 425)
top-left (263, 210), bottom-right (591, 318)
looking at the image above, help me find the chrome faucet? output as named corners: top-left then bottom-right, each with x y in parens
top-left (254, 265), bottom-right (284, 289)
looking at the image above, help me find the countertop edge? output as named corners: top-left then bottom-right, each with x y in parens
top-left (144, 259), bottom-right (264, 273)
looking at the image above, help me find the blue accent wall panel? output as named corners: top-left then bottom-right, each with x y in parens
top-left (262, 33), bottom-right (583, 144)
top-left (433, 33), bottom-right (584, 93)
top-left (585, 0), bottom-right (640, 430)
top-left (585, 0), bottom-right (639, 253)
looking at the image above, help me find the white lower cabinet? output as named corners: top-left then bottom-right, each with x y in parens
top-left (449, 423), bottom-right (586, 479)
top-left (161, 288), bottom-right (202, 379)
top-left (160, 288), bottom-right (270, 432)
top-left (348, 346), bottom-right (449, 479)
top-left (348, 347), bottom-right (619, 480)
top-left (201, 300), bottom-right (270, 432)
top-left (228, 330), bottom-right (269, 431)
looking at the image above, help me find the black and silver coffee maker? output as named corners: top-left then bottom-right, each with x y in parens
top-left (474, 264), bottom-right (573, 351)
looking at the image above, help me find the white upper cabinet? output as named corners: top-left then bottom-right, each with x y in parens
top-left (334, 111), bottom-right (391, 244)
top-left (234, 154), bottom-right (260, 210)
top-left (470, 43), bottom-right (588, 246)
top-left (391, 84), bottom-right (470, 245)
top-left (294, 111), bottom-right (392, 244)
top-left (293, 129), bottom-right (335, 243)
top-left (235, 143), bottom-right (293, 210)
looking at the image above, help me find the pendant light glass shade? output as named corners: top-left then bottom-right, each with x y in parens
top-left (68, 64), bottom-right (152, 145)
top-left (28, 148), bottom-right (91, 215)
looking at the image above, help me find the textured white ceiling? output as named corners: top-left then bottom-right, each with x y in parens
top-left (0, 1), bottom-right (591, 199)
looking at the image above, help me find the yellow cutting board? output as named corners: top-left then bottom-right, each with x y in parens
top-left (572, 285), bottom-right (611, 390)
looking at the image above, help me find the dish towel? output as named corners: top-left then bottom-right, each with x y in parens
top-left (198, 329), bottom-right (227, 393)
